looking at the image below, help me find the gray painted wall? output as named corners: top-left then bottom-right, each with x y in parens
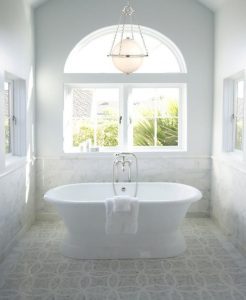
top-left (35, 0), bottom-right (214, 157)
top-left (212, 0), bottom-right (246, 254)
top-left (34, 0), bottom-right (214, 218)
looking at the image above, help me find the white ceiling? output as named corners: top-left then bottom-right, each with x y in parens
top-left (28, 0), bottom-right (228, 11)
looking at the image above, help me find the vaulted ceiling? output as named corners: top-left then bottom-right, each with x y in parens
top-left (27, 0), bottom-right (228, 11)
top-left (198, 0), bottom-right (228, 11)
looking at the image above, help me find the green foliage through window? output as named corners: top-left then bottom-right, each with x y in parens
top-left (73, 100), bottom-right (178, 148)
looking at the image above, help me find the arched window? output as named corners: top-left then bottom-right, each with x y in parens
top-left (64, 26), bottom-right (187, 74)
top-left (63, 26), bottom-right (187, 153)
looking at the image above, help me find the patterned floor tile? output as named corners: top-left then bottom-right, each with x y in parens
top-left (0, 218), bottom-right (245, 300)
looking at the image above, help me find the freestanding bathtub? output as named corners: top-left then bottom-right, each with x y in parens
top-left (44, 182), bottom-right (202, 259)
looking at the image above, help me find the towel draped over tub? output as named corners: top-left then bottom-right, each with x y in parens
top-left (105, 196), bottom-right (139, 234)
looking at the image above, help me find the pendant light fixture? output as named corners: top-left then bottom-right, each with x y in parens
top-left (108, 1), bottom-right (148, 74)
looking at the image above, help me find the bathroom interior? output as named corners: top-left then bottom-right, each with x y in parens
top-left (0, 0), bottom-right (246, 299)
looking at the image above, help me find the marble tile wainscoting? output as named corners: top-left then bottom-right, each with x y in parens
top-left (0, 161), bottom-right (36, 262)
top-left (212, 157), bottom-right (246, 255)
top-left (36, 156), bottom-right (211, 220)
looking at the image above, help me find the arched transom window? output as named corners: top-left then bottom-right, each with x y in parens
top-left (64, 26), bottom-right (187, 74)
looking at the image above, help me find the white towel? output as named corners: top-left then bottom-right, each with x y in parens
top-left (105, 196), bottom-right (139, 234)
top-left (113, 195), bottom-right (132, 212)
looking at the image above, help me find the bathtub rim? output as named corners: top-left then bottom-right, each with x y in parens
top-left (44, 182), bottom-right (203, 205)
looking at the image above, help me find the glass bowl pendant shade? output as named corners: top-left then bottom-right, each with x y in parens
top-left (112, 38), bottom-right (143, 74)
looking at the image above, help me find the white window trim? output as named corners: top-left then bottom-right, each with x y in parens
top-left (223, 70), bottom-right (246, 161)
top-left (63, 83), bottom-right (187, 153)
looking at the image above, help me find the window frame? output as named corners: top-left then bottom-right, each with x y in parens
top-left (63, 84), bottom-right (123, 153)
top-left (4, 80), bottom-right (14, 156)
top-left (63, 83), bottom-right (187, 153)
top-left (0, 71), bottom-right (27, 173)
top-left (233, 78), bottom-right (245, 153)
top-left (223, 70), bottom-right (246, 159)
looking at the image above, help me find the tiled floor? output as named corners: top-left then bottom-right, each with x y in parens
top-left (0, 219), bottom-right (246, 300)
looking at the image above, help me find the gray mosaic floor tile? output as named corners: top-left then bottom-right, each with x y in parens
top-left (0, 218), bottom-right (246, 300)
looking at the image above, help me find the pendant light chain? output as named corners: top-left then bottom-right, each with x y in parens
top-left (108, 1), bottom-right (148, 57)
top-left (109, 14), bottom-right (122, 56)
top-left (119, 14), bottom-right (126, 55)
top-left (138, 24), bottom-right (148, 56)
top-left (130, 12), bottom-right (134, 40)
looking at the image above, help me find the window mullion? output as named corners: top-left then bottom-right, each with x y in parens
top-left (121, 85), bottom-right (130, 150)
top-left (94, 104), bottom-right (97, 147)
top-left (154, 96), bottom-right (157, 147)
top-left (119, 86), bottom-right (124, 149)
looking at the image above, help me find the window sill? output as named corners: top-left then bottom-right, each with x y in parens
top-left (212, 152), bottom-right (246, 174)
top-left (64, 146), bottom-right (187, 154)
top-left (0, 156), bottom-right (27, 179)
top-left (59, 148), bottom-right (192, 159)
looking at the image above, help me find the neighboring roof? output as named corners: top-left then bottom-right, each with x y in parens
top-left (28, 0), bottom-right (228, 12)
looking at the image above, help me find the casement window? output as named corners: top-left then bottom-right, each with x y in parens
top-left (63, 84), bottom-right (186, 152)
top-left (0, 73), bottom-right (26, 168)
top-left (130, 87), bottom-right (183, 149)
top-left (233, 79), bottom-right (245, 151)
top-left (4, 81), bottom-right (14, 154)
top-left (223, 71), bottom-right (246, 155)
top-left (63, 25), bottom-right (187, 153)
top-left (64, 86), bottom-right (120, 151)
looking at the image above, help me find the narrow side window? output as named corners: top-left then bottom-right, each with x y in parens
top-left (3, 74), bottom-right (26, 159)
top-left (4, 81), bottom-right (13, 155)
top-left (223, 71), bottom-right (246, 155)
top-left (233, 79), bottom-right (245, 151)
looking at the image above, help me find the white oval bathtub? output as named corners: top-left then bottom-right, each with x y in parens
top-left (44, 182), bottom-right (202, 259)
